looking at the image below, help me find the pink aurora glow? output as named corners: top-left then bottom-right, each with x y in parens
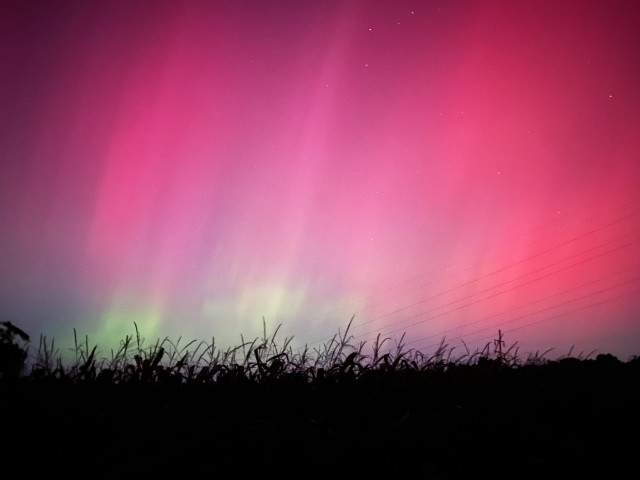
top-left (1, 1), bottom-right (639, 359)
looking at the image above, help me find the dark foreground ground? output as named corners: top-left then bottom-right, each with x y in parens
top-left (1, 355), bottom-right (639, 479)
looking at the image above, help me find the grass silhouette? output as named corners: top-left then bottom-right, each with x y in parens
top-left (18, 317), bottom-right (563, 383)
top-left (1, 318), bottom-right (638, 479)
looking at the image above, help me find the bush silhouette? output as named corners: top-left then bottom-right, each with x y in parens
top-left (0, 321), bottom-right (29, 380)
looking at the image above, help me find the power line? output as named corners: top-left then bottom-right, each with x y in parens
top-left (292, 200), bottom-right (640, 350)
top-left (395, 266), bottom-right (637, 346)
top-left (413, 276), bottom-right (640, 352)
top-left (355, 209), bottom-right (639, 330)
top-left (285, 197), bottom-right (639, 342)
top-left (317, 194), bottom-right (640, 325)
top-left (354, 233), bottom-right (640, 342)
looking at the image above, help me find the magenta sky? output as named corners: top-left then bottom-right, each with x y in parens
top-left (1, 0), bottom-right (639, 360)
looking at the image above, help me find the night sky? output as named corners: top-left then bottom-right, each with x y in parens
top-left (1, 0), bottom-right (639, 361)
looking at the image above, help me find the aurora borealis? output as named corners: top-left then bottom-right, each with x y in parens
top-left (1, 0), bottom-right (639, 360)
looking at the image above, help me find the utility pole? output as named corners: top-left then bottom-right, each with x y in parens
top-left (494, 329), bottom-right (505, 363)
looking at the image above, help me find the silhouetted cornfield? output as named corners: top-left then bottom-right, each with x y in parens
top-left (1, 319), bottom-right (638, 479)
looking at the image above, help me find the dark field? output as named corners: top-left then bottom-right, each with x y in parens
top-left (1, 320), bottom-right (638, 479)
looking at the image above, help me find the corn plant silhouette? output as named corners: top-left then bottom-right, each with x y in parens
top-left (0, 321), bottom-right (29, 380)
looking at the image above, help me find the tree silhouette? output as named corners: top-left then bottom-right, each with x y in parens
top-left (0, 321), bottom-right (29, 380)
